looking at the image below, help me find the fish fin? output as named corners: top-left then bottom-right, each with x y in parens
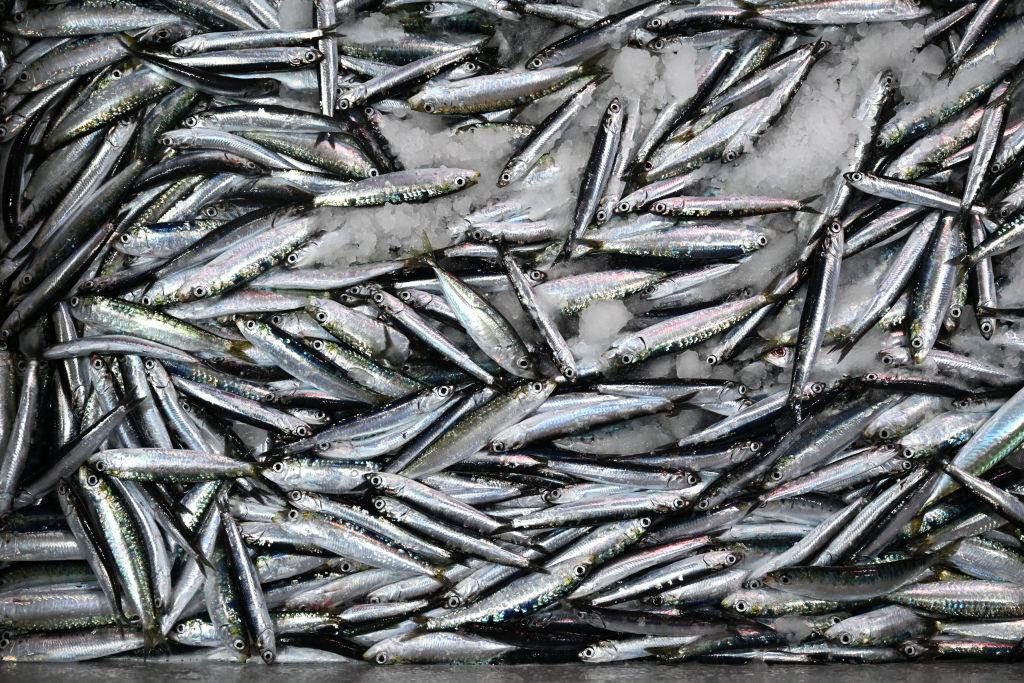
top-left (798, 194), bottom-right (822, 214)
top-left (415, 231), bottom-right (439, 266)
top-left (116, 32), bottom-right (143, 52)
top-left (318, 21), bottom-right (346, 37)
top-left (579, 52), bottom-right (610, 77)
top-left (831, 339), bottom-right (859, 363)
top-left (645, 645), bottom-right (682, 658)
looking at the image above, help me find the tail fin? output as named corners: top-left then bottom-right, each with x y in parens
top-left (798, 194), bottom-right (822, 214)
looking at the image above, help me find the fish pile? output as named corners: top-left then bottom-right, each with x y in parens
top-left (2, 0), bottom-right (1024, 668)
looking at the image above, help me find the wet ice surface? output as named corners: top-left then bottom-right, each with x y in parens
top-left (2, 661), bottom-right (1019, 680)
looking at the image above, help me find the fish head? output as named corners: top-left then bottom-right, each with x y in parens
top-left (606, 337), bottom-right (646, 366)
top-left (579, 641), bottom-right (618, 663)
top-left (490, 425), bottom-right (526, 453)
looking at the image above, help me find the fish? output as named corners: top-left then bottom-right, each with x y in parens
top-left (1, 0), bottom-right (1023, 667)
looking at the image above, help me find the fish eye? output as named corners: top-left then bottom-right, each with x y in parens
top-left (315, 311), bottom-right (328, 322)
top-left (619, 354), bottom-right (634, 365)
top-left (312, 340), bottom-right (324, 350)
top-left (111, 69), bottom-right (122, 79)
top-left (262, 651), bottom-right (275, 664)
top-left (246, 320), bottom-right (257, 330)
top-left (184, 116), bottom-right (198, 127)
top-left (70, 297), bottom-right (80, 307)
top-left (516, 356), bottom-right (531, 369)
top-left (734, 599), bottom-right (748, 612)
top-left (723, 150), bottom-right (737, 162)
top-left (529, 57), bottom-right (543, 69)
top-left (13, 11), bottom-right (24, 21)
top-left (375, 652), bottom-right (389, 665)
top-left (778, 573), bottom-right (791, 585)
top-left (828, 222), bottom-right (841, 234)
top-left (373, 499), bottom-right (386, 511)
top-left (288, 490), bottom-right (302, 501)
top-left (94, 460), bottom-right (107, 472)
top-left (582, 647), bottom-right (595, 659)
top-left (158, 134), bottom-right (173, 147)
top-left (233, 639), bottom-right (245, 651)
top-left (454, 176), bottom-right (467, 188)
top-left (562, 366), bottom-right (576, 379)
top-left (528, 270), bottom-right (544, 282)
top-left (304, 50), bottom-right (317, 62)
top-left (436, 385), bottom-right (452, 396)
top-left (652, 202), bottom-right (667, 214)
top-left (175, 623), bottom-right (187, 634)
top-left (446, 595), bottom-right (461, 608)
top-left (696, 498), bottom-right (710, 510)
top-left (617, 200), bottom-right (631, 212)
top-left (272, 462), bottom-right (285, 473)
top-left (573, 564), bottom-right (587, 577)
top-left (398, 291), bottom-right (412, 301)
top-left (338, 98), bottom-right (351, 111)
top-left (608, 102), bottom-right (620, 114)
top-left (368, 168), bottom-right (379, 177)
top-left (287, 509), bottom-right (300, 520)
top-left (725, 554), bottom-right (737, 564)
top-left (141, 296), bottom-right (152, 306)
top-left (172, 45), bottom-right (186, 56)
top-left (16, 72), bottom-right (28, 82)
top-left (530, 381), bottom-right (544, 392)
top-left (883, 75), bottom-right (894, 86)
top-left (91, 358), bottom-right (104, 369)
top-left (639, 517), bottom-right (651, 528)
top-left (769, 469), bottom-right (783, 481)
top-left (86, 474), bottom-right (100, 486)
top-left (949, 305), bottom-right (962, 318)
top-left (849, 172), bottom-right (864, 182)
top-left (910, 336), bottom-right (924, 349)
top-left (192, 285), bottom-right (208, 298)
top-left (706, 354), bottom-right (719, 366)
top-left (758, 234), bottom-right (769, 245)
top-left (369, 475), bottom-right (383, 487)
top-left (422, 102), bottom-right (436, 114)
top-left (294, 426), bottom-right (310, 437)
